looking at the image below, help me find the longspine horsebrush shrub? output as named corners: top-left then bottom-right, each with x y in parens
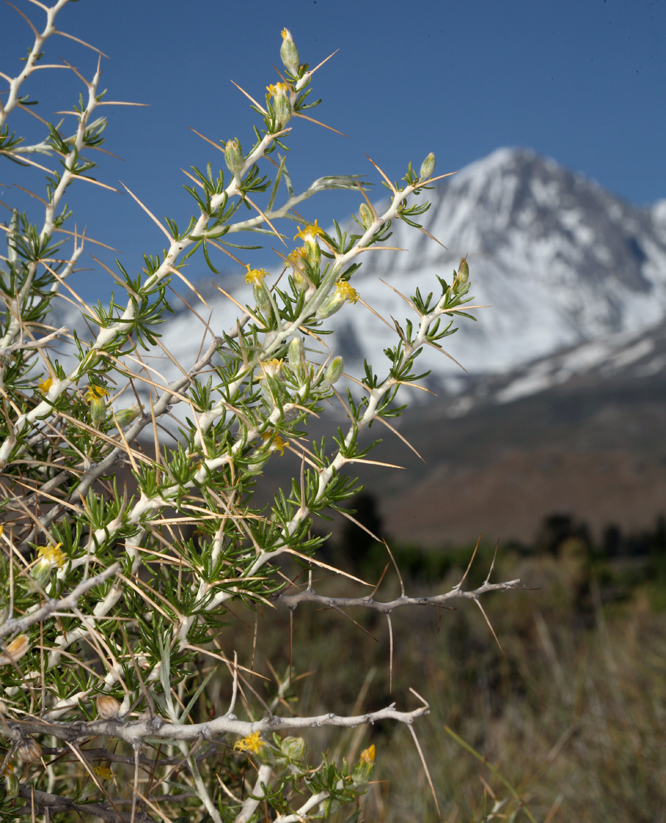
top-left (0, 5), bottom-right (524, 821)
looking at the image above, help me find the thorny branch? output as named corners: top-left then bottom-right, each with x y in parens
top-left (273, 577), bottom-right (525, 613)
top-left (0, 562), bottom-right (120, 640)
top-left (11, 704), bottom-right (430, 746)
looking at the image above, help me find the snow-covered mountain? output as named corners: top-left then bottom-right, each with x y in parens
top-left (160, 146), bottom-right (666, 393)
top-left (331, 146), bottom-right (666, 381)
top-left (85, 147), bottom-right (666, 544)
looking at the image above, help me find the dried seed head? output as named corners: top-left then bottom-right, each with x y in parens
top-left (17, 737), bottom-right (42, 764)
top-left (96, 693), bottom-right (121, 720)
top-left (0, 635), bottom-right (30, 666)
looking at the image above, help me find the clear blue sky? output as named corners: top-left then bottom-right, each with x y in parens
top-left (2, 0), bottom-right (665, 302)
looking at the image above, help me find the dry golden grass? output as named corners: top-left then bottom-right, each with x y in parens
top-left (215, 543), bottom-right (666, 822)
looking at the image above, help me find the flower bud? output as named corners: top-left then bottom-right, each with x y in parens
top-left (419, 152), bottom-right (436, 181)
top-left (287, 248), bottom-right (309, 292)
top-left (359, 203), bottom-right (374, 230)
top-left (292, 266), bottom-right (308, 292)
top-left (315, 291), bottom-right (345, 320)
top-left (352, 745), bottom-right (375, 786)
top-left (17, 738), bottom-right (41, 764)
top-left (224, 138), bottom-right (244, 177)
top-left (96, 693), bottom-right (121, 720)
top-left (0, 635), bottom-right (30, 666)
top-left (455, 257), bottom-right (469, 289)
top-left (324, 356), bottom-right (344, 385)
top-left (280, 29), bottom-right (300, 75)
top-left (5, 772), bottom-right (19, 798)
top-left (253, 282), bottom-right (272, 315)
top-left (281, 736), bottom-right (307, 761)
top-left (275, 91), bottom-right (292, 127)
top-left (288, 337), bottom-right (305, 374)
top-left (304, 241), bottom-right (320, 268)
top-left (30, 558), bottom-right (52, 589)
top-left (90, 395), bottom-right (106, 429)
top-left (114, 404), bottom-right (143, 430)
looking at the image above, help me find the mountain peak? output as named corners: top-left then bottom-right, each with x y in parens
top-left (151, 147), bottom-right (666, 396)
top-left (339, 147), bottom-right (666, 377)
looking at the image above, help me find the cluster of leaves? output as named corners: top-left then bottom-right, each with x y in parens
top-left (0, 7), bottom-right (484, 822)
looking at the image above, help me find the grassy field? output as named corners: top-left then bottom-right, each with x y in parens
top-left (215, 534), bottom-right (666, 822)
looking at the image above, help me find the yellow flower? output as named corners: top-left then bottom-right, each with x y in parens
top-left (244, 265), bottom-right (269, 285)
top-left (234, 731), bottom-right (266, 754)
top-left (262, 431), bottom-right (286, 456)
top-left (360, 745), bottom-right (375, 763)
top-left (294, 219), bottom-right (325, 243)
top-left (84, 385), bottom-right (109, 403)
top-left (259, 358), bottom-right (283, 379)
top-left (38, 542), bottom-right (66, 568)
top-left (266, 82), bottom-right (290, 99)
top-left (281, 28), bottom-right (290, 39)
top-left (38, 376), bottom-right (53, 394)
top-left (286, 247), bottom-right (306, 268)
top-left (93, 765), bottom-right (115, 780)
top-left (335, 281), bottom-right (359, 304)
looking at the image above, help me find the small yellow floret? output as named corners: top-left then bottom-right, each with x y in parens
top-left (294, 219), bottom-right (325, 242)
top-left (93, 765), bottom-right (115, 780)
top-left (360, 744), bottom-right (375, 763)
top-left (234, 731), bottom-right (266, 754)
top-left (38, 376), bottom-right (53, 394)
top-left (259, 358), bottom-right (283, 379)
top-left (38, 543), bottom-right (66, 568)
top-left (262, 431), bottom-right (286, 456)
top-left (84, 385), bottom-right (109, 403)
top-left (244, 265), bottom-right (269, 285)
top-left (287, 247), bottom-right (306, 267)
top-left (266, 82), bottom-right (289, 99)
top-left (335, 281), bottom-right (359, 304)
top-left (281, 28), bottom-right (290, 40)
